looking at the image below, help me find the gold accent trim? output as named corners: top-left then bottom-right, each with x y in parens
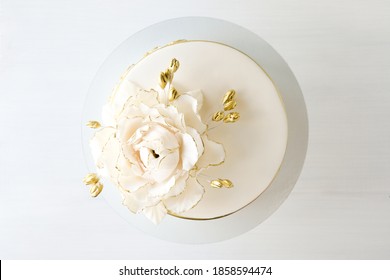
top-left (143, 46), bottom-right (160, 58)
top-left (168, 39), bottom-right (188, 46)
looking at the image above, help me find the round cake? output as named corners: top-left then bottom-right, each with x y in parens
top-left (86, 40), bottom-right (288, 223)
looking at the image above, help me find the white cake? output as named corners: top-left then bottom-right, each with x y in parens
top-left (87, 40), bottom-right (288, 222)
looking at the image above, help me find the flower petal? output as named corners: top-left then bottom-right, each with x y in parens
top-left (185, 90), bottom-right (203, 113)
top-left (120, 103), bottom-right (145, 120)
top-left (105, 80), bottom-right (139, 122)
top-left (161, 106), bottom-right (186, 132)
top-left (101, 104), bottom-right (116, 127)
top-left (117, 173), bottom-right (149, 192)
top-left (112, 79), bottom-right (137, 113)
top-left (117, 116), bottom-right (143, 143)
top-left (196, 136), bottom-right (225, 169)
top-left (122, 187), bottom-right (160, 213)
top-left (148, 176), bottom-right (176, 197)
top-left (140, 124), bottom-right (179, 151)
top-left (155, 105), bottom-right (186, 132)
top-left (90, 127), bottom-right (119, 177)
top-left (163, 176), bottom-right (204, 214)
top-left (173, 95), bottom-right (206, 134)
top-left (149, 150), bottom-right (180, 182)
top-left (142, 202), bottom-right (167, 225)
top-left (178, 132), bottom-right (199, 171)
top-left (185, 127), bottom-right (204, 158)
top-left (112, 81), bottom-right (159, 114)
top-left (164, 172), bottom-right (189, 197)
top-left (116, 151), bottom-right (144, 180)
top-left (134, 88), bottom-right (159, 108)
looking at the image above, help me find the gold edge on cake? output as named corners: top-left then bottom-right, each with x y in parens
top-left (143, 39), bottom-right (189, 58)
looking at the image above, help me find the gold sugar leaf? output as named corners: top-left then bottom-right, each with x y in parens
top-left (83, 173), bottom-right (99, 185)
top-left (212, 111), bottom-right (225, 122)
top-left (159, 59), bottom-right (179, 89)
top-left (210, 180), bottom-right (223, 189)
top-left (86, 121), bottom-right (101, 129)
top-left (159, 72), bottom-right (168, 89)
top-left (169, 58), bottom-right (180, 73)
top-left (223, 112), bottom-right (240, 123)
top-left (223, 89), bottom-right (236, 104)
top-left (210, 179), bottom-right (234, 189)
top-left (223, 100), bottom-right (237, 111)
top-left (220, 179), bottom-right (234, 188)
top-left (89, 182), bottom-right (103, 197)
top-left (164, 69), bottom-right (173, 82)
top-left (168, 87), bottom-right (180, 102)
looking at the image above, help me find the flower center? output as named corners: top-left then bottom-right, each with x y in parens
top-left (151, 149), bottom-right (159, 159)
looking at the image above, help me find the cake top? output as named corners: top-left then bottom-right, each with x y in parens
top-left (83, 40), bottom-right (287, 224)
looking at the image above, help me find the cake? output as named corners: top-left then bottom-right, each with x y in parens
top-left (83, 40), bottom-right (288, 224)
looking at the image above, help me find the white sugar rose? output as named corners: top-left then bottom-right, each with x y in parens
top-left (90, 80), bottom-right (225, 224)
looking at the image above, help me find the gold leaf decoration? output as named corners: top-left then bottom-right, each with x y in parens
top-left (83, 173), bottom-right (99, 185)
top-left (212, 111), bottom-right (225, 122)
top-left (210, 179), bottom-right (223, 188)
top-left (89, 182), bottom-right (103, 197)
top-left (210, 178), bottom-right (234, 189)
top-left (223, 112), bottom-right (240, 123)
top-left (223, 100), bottom-right (237, 111)
top-left (169, 58), bottom-right (180, 73)
top-left (159, 72), bottom-right (169, 89)
top-left (168, 87), bottom-right (180, 102)
top-left (220, 179), bottom-right (234, 188)
top-left (86, 121), bottom-right (101, 129)
top-left (222, 89), bottom-right (236, 104)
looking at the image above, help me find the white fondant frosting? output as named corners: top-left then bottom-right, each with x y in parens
top-left (116, 41), bottom-right (288, 220)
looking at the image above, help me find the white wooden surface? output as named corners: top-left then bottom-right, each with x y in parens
top-left (0, 0), bottom-right (389, 259)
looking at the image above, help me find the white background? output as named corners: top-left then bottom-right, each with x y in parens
top-left (0, 0), bottom-right (389, 259)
